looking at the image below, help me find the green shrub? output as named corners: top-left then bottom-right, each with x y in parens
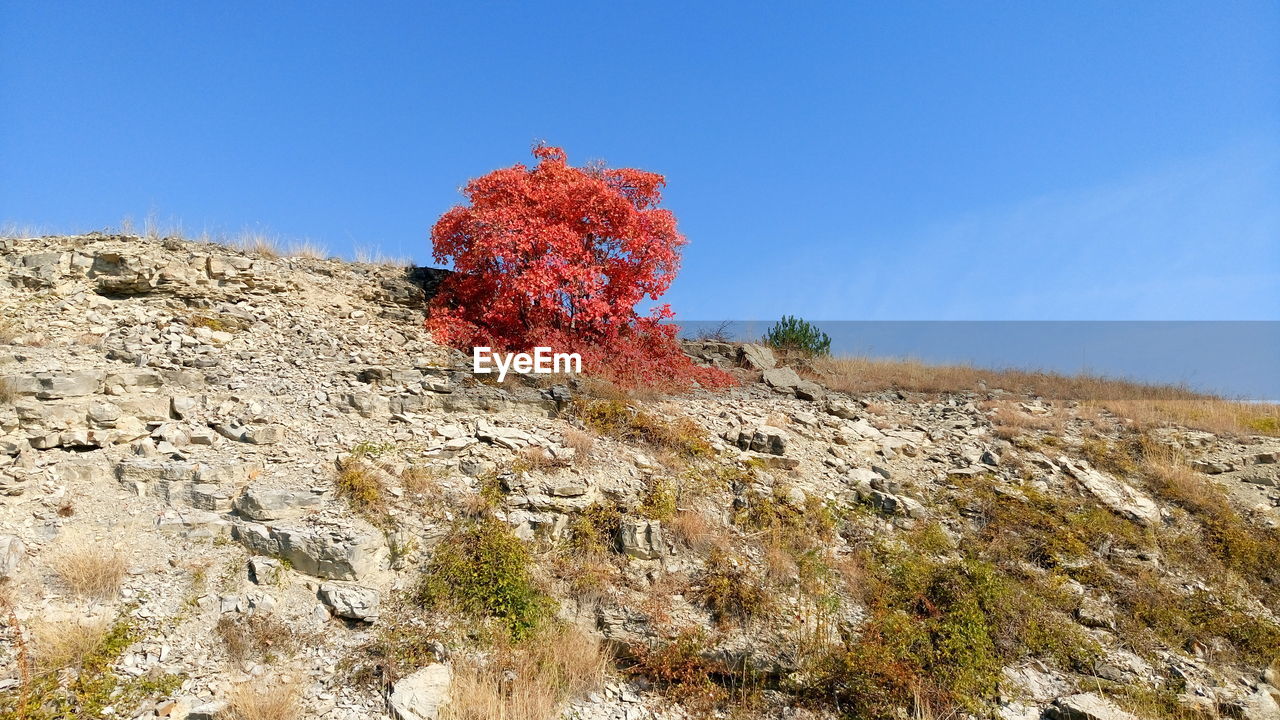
top-left (764, 315), bottom-right (831, 356)
top-left (569, 503), bottom-right (624, 556)
top-left (417, 515), bottom-right (554, 639)
top-left (795, 527), bottom-right (1099, 718)
top-left (732, 485), bottom-right (834, 550)
top-left (695, 549), bottom-right (771, 625)
top-left (637, 477), bottom-right (677, 521)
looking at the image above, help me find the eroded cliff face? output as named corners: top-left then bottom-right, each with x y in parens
top-left (0, 233), bottom-right (1277, 720)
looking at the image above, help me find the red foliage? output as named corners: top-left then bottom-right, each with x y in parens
top-left (427, 145), bottom-right (732, 390)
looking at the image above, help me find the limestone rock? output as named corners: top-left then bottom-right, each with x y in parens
top-left (1045, 693), bottom-right (1141, 720)
top-left (318, 582), bottom-right (381, 621)
top-left (0, 535), bottom-right (25, 579)
top-left (389, 663), bottom-right (452, 720)
top-left (234, 486), bottom-right (322, 521)
top-left (1060, 458), bottom-right (1160, 526)
top-left (761, 366), bottom-right (802, 392)
top-left (738, 343), bottom-right (777, 371)
top-left (232, 521), bottom-right (385, 580)
top-left (619, 519), bottom-right (664, 560)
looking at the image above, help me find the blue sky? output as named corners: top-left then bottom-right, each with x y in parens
top-left (2, 1), bottom-right (1277, 320)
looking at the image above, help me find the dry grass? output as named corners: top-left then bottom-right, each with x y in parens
top-left (232, 232), bottom-right (283, 258)
top-left (50, 546), bottom-right (127, 600)
top-left (983, 401), bottom-right (1066, 439)
top-left (811, 356), bottom-right (1279, 437)
top-left (216, 613), bottom-right (303, 665)
top-left (401, 463), bottom-right (444, 496)
top-left (354, 245), bottom-right (412, 267)
top-left (222, 680), bottom-right (301, 720)
top-left (668, 509), bottom-right (718, 552)
top-left (30, 618), bottom-right (110, 674)
top-left (286, 240), bottom-right (328, 259)
top-left (562, 428), bottom-right (596, 464)
top-left (513, 445), bottom-right (559, 473)
top-left (440, 626), bottom-right (609, 720)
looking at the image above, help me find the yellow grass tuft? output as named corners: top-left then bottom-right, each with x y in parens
top-left (30, 618), bottom-right (110, 674)
top-left (222, 680), bottom-right (301, 720)
top-left (51, 546), bottom-right (127, 600)
top-left (440, 626), bottom-right (608, 720)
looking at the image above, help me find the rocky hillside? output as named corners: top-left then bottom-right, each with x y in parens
top-left (0, 233), bottom-right (1277, 720)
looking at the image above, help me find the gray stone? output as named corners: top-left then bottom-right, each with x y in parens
top-left (242, 424), bottom-right (285, 445)
top-left (35, 371), bottom-right (103, 399)
top-left (1045, 693), bottom-right (1141, 720)
top-left (761, 366), bottom-right (802, 391)
top-left (824, 398), bottom-right (860, 420)
top-left (189, 484), bottom-right (234, 511)
top-left (339, 391), bottom-right (390, 418)
top-left (186, 701), bottom-right (227, 720)
top-left (248, 556), bottom-right (283, 585)
top-left (1236, 686), bottom-right (1280, 720)
top-left (0, 535), bottom-right (25, 580)
top-left (794, 380), bottom-right (825, 401)
top-left (318, 582), bottom-right (381, 621)
top-left (738, 344), bottom-right (777, 371)
top-left (1076, 595), bottom-right (1117, 630)
top-left (1060, 458), bottom-right (1160, 527)
top-left (618, 519), bottom-right (664, 560)
top-left (389, 664), bottom-right (452, 720)
top-left (748, 425), bottom-right (787, 455)
top-left (232, 521), bottom-right (385, 580)
top-left (234, 486), bottom-right (321, 521)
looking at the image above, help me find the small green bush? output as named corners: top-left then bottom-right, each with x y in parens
top-left (569, 503), bottom-right (624, 556)
top-left (764, 315), bottom-right (831, 356)
top-left (417, 515), bottom-right (554, 639)
top-left (695, 549), bottom-right (771, 625)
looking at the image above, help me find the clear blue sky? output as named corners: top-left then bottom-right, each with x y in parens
top-left (2, 2), bottom-right (1277, 320)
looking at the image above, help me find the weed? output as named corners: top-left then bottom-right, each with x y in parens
top-left (335, 459), bottom-right (388, 525)
top-left (346, 606), bottom-right (444, 688)
top-left (562, 428), bottom-right (597, 464)
top-left (440, 625), bottom-right (608, 720)
top-left (695, 549), bottom-right (771, 625)
top-left (573, 398), bottom-right (712, 463)
top-left (1, 612), bottom-right (184, 720)
top-left (216, 613), bottom-right (304, 665)
top-left (188, 314), bottom-right (238, 333)
top-left (568, 503), bottom-right (623, 557)
top-left (732, 485), bottom-right (834, 551)
top-left (637, 476), bottom-right (677, 521)
top-left (418, 515), bottom-right (555, 639)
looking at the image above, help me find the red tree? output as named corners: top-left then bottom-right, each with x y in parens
top-left (427, 145), bottom-right (731, 389)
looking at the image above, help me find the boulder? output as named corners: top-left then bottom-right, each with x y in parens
top-left (0, 535), bottom-right (25, 579)
top-left (1060, 458), bottom-right (1160, 526)
top-left (1045, 693), bottom-right (1141, 720)
top-left (761, 366), bottom-right (802, 392)
top-left (234, 486), bottom-right (321, 521)
top-left (389, 664), bottom-right (452, 720)
top-left (318, 582), bottom-right (381, 621)
top-left (794, 380), bottom-right (825, 401)
top-left (746, 425), bottom-right (787, 455)
top-left (35, 371), bottom-right (103, 399)
top-left (232, 521), bottom-right (385, 580)
top-left (738, 344), bottom-right (777, 371)
top-left (618, 519), bottom-right (665, 560)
